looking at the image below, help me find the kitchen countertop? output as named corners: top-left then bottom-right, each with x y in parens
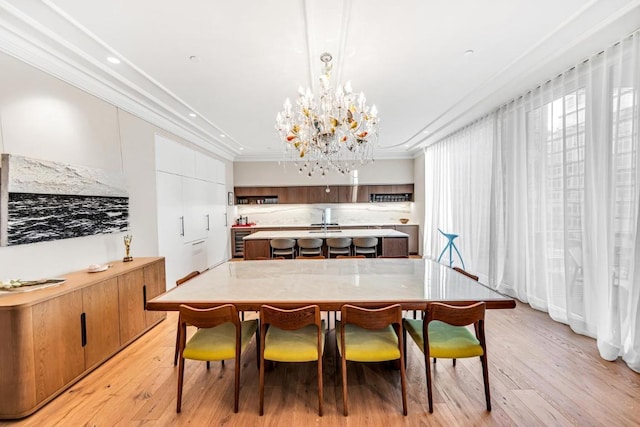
top-left (244, 228), bottom-right (409, 240)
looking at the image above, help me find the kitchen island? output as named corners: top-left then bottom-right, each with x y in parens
top-left (243, 228), bottom-right (409, 259)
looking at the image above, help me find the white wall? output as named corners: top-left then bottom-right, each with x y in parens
top-left (0, 51), bottom-right (232, 281)
top-left (233, 159), bottom-right (414, 186)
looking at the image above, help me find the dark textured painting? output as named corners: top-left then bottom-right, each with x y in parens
top-left (1, 154), bottom-right (129, 246)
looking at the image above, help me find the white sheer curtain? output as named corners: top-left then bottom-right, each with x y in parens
top-left (424, 31), bottom-right (640, 372)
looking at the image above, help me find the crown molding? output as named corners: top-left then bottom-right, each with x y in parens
top-left (0, 1), bottom-right (237, 161)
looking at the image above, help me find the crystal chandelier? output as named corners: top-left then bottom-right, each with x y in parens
top-left (275, 52), bottom-right (379, 176)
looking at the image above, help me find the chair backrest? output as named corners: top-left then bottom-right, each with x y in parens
top-left (255, 256), bottom-right (285, 260)
top-left (260, 304), bottom-right (322, 331)
top-left (341, 304), bottom-right (403, 331)
top-left (297, 238), bottom-right (323, 249)
top-left (426, 301), bottom-right (485, 327)
top-left (179, 304), bottom-right (240, 330)
top-left (336, 255), bottom-right (366, 259)
top-left (353, 237), bottom-right (378, 248)
top-left (379, 255), bottom-right (409, 258)
top-left (296, 255), bottom-right (325, 259)
top-left (452, 267), bottom-right (479, 282)
top-left (176, 271), bottom-right (200, 286)
top-left (326, 237), bottom-right (352, 248)
top-left (270, 238), bottom-right (296, 249)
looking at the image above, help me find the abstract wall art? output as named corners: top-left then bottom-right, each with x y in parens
top-left (0, 154), bottom-right (129, 246)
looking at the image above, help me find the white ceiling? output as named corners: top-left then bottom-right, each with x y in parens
top-left (1, 0), bottom-right (639, 162)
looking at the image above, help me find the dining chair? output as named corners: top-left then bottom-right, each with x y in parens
top-left (452, 266), bottom-right (479, 282)
top-left (336, 255), bottom-right (366, 259)
top-left (295, 255), bottom-right (325, 259)
top-left (270, 238), bottom-right (296, 259)
top-left (176, 304), bottom-right (258, 413)
top-left (336, 304), bottom-right (407, 416)
top-left (326, 237), bottom-right (352, 258)
top-left (259, 304), bottom-right (325, 416)
top-left (352, 237), bottom-right (378, 257)
top-left (297, 237), bottom-right (324, 257)
top-left (255, 256), bottom-right (285, 260)
top-left (403, 301), bottom-right (490, 413)
top-left (173, 271), bottom-right (200, 366)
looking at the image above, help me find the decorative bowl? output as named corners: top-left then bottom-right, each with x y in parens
top-left (399, 218), bottom-right (409, 224)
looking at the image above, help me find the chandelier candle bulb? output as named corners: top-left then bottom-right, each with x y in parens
top-left (275, 52), bottom-right (379, 176)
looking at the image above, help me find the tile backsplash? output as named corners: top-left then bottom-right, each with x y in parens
top-left (235, 202), bottom-right (415, 226)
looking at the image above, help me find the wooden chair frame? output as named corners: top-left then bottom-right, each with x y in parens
top-left (177, 304), bottom-right (254, 413)
top-left (422, 302), bottom-right (490, 413)
top-left (339, 304), bottom-right (407, 416)
top-left (259, 304), bottom-right (324, 416)
top-left (173, 271), bottom-right (200, 366)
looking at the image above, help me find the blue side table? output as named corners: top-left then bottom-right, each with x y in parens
top-left (437, 228), bottom-right (465, 269)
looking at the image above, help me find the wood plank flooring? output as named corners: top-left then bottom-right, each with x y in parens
top-left (2, 301), bottom-right (638, 426)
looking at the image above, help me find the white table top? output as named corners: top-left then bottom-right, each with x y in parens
top-left (147, 258), bottom-right (514, 311)
top-left (244, 228), bottom-right (408, 240)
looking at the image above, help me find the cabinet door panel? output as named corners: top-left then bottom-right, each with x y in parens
top-left (278, 186), bottom-right (308, 204)
top-left (156, 171), bottom-right (186, 288)
top-left (32, 291), bottom-right (84, 402)
top-left (395, 225), bottom-right (419, 254)
top-left (338, 185), bottom-right (369, 203)
top-left (182, 177), bottom-right (209, 242)
top-left (82, 278), bottom-right (120, 369)
top-left (207, 183), bottom-right (227, 266)
top-left (118, 269), bottom-right (146, 345)
top-left (308, 186), bottom-right (339, 203)
top-left (144, 261), bottom-right (167, 326)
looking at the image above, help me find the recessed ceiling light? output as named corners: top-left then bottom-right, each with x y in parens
top-left (464, 49), bottom-right (474, 56)
top-left (220, 134), bottom-right (226, 138)
top-left (189, 55), bottom-right (200, 62)
top-left (423, 130), bottom-right (430, 134)
top-left (239, 147), bottom-right (244, 151)
top-left (188, 112), bottom-right (197, 117)
top-left (107, 56), bottom-right (120, 64)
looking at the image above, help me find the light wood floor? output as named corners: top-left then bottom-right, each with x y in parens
top-left (2, 302), bottom-right (638, 426)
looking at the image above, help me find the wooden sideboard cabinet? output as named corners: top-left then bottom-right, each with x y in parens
top-left (0, 257), bottom-right (166, 419)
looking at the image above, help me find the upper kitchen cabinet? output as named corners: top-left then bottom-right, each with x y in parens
top-left (338, 185), bottom-right (369, 203)
top-left (234, 184), bottom-right (412, 204)
top-left (278, 186), bottom-right (308, 204)
top-left (307, 186), bottom-right (339, 203)
top-left (235, 186), bottom-right (279, 205)
top-left (368, 184), bottom-right (413, 202)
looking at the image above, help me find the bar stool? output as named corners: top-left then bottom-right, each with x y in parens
top-left (326, 237), bottom-right (352, 258)
top-left (270, 238), bottom-right (296, 259)
top-left (353, 237), bottom-right (378, 258)
top-left (297, 238), bottom-right (324, 258)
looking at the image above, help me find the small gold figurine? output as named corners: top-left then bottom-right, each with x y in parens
top-left (123, 234), bottom-right (133, 262)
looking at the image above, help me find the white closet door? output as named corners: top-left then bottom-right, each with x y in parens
top-left (207, 182), bottom-right (227, 266)
top-left (182, 177), bottom-right (209, 243)
top-left (155, 171), bottom-right (186, 289)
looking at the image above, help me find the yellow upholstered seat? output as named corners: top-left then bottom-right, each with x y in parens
top-left (337, 304), bottom-right (407, 416)
top-left (259, 304), bottom-right (324, 416)
top-left (176, 304), bottom-right (258, 414)
top-left (404, 319), bottom-right (483, 359)
top-left (403, 302), bottom-right (490, 413)
top-left (264, 322), bottom-right (325, 362)
top-left (336, 323), bottom-right (401, 362)
top-left (183, 321), bottom-right (258, 361)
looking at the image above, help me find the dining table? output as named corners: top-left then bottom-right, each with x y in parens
top-left (146, 258), bottom-right (515, 312)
